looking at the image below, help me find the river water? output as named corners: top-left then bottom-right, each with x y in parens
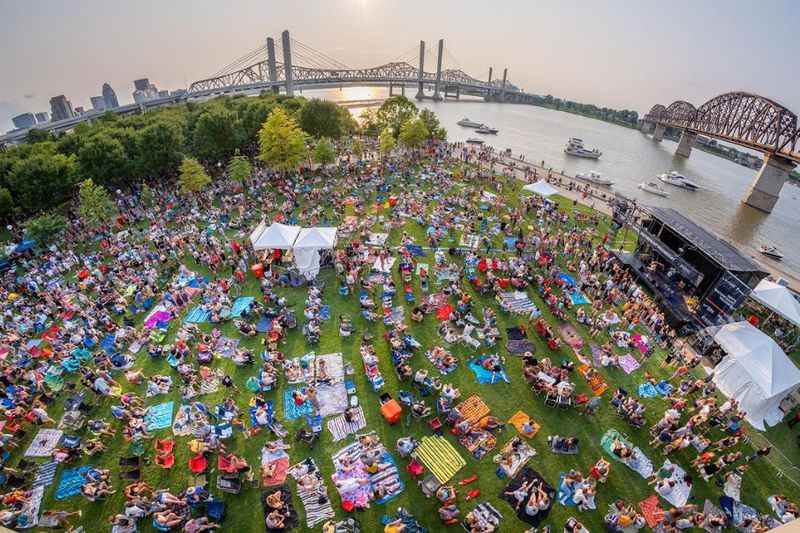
top-left (305, 87), bottom-right (800, 280)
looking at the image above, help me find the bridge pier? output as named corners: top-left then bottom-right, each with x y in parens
top-left (743, 154), bottom-right (795, 213)
top-left (401, 84), bottom-right (405, 97)
top-left (652, 123), bottom-right (666, 142)
top-left (433, 39), bottom-right (444, 101)
top-left (281, 30), bottom-right (293, 96)
top-left (639, 120), bottom-right (654, 134)
top-left (416, 40), bottom-right (425, 100)
top-left (675, 129), bottom-right (697, 158)
top-left (388, 83), bottom-right (393, 96)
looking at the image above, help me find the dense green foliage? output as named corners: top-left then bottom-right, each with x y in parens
top-left (313, 137), bottom-right (337, 167)
top-left (78, 178), bottom-right (117, 230)
top-left (299, 98), bottom-right (357, 139)
top-left (378, 127), bottom-right (396, 158)
top-left (418, 108), bottom-right (447, 141)
top-left (533, 94), bottom-right (640, 127)
top-left (23, 212), bottom-right (67, 245)
top-left (399, 117), bottom-right (429, 149)
top-left (177, 157), bottom-right (212, 195)
top-left (375, 96), bottom-right (419, 138)
top-left (258, 107), bottom-right (309, 173)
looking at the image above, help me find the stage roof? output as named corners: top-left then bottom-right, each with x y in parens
top-left (643, 206), bottom-right (765, 274)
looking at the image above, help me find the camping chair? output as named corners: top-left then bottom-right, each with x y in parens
top-left (207, 499), bottom-right (225, 521)
top-left (155, 439), bottom-right (175, 455)
top-left (406, 458), bottom-right (424, 478)
top-left (189, 454), bottom-right (208, 477)
top-left (155, 454), bottom-right (175, 469)
top-left (306, 414), bottom-right (323, 434)
top-left (216, 473), bottom-right (242, 494)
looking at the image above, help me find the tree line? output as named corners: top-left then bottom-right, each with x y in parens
top-left (532, 94), bottom-right (639, 127)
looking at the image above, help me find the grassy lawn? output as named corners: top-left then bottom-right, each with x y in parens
top-left (11, 162), bottom-right (800, 533)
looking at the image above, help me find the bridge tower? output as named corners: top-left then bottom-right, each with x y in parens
top-left (487, 67), bottom-right (493, 100)
top-left (675, 129), bottom-right (698, 158)
top-left (281, 30), bottom-right (293, 96)
top-left (500, 68), bottom-right (507, 102)
top-left (433, 39), bottom-right (444, 101)
top-left (744, 154), bottom-right (796, 213)
top-left (266, 37), bottom-right (279, 94)
top-left (415, 41), bottom-right (425, 100)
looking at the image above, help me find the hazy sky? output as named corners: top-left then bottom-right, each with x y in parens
top-left (2, 0), bottom-right (799, 130)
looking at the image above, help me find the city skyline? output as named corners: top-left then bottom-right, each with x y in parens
top-left (1, 0), bottom-right (799, 131)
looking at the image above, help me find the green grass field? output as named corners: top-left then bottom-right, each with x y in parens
top-left (13, 166), bottom-right (800, 533)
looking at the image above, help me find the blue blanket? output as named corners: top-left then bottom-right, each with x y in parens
top-left (468, 358), bottom-right (510, 384)
top-left (55, 466), bottom-right (92, 500)
top-left (256, 316), bottom-right (273, 333)
top-left (229, 297), bottom-right (254, 318)
top-left (185, 306), bottom-right (210, 324)
top-left (557, 473), bottom-right (576, 506)
top-left (320, 305), bottom-right (331, 321)
top-left (558, 273), bottom-right (576, 287)
top-left (406, 244), bottom-right (426, 257)
top-left (656, 381), bottom-right (673, 396)
top-left (101, 334), bottom-right (116, 354)
top-left (504, 236), bottom-right (518, 251)
top-left (638, 383), bottom-right (658, 398)
top-left (569, 291), bottom-right (590, 305)
top-left (144, 401), bottom-right (174, 431)
top-left (283, 389), bottom-right (313, 420)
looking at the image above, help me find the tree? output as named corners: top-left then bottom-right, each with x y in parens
top-left (299, 99), bottom-right (344, 139)
top-left (77, 133), bottom-right (128, 187)
top-left (136, 119), bottom-right (185, 177)
top-left (140, 183), bottom-right (155, 209)
top-left (227, 154), bottom-right (252, 198)
top-left (191, 104), bottom-right (240, 162)
top-left (24, 213), bottom-right (67, 246)
top-left (313, 138), bottom-right (337, 167)
top-left (258, 107), bottom-right (308, 173)
top-left (7, 146), bottom-right (77, 214)
top-left (25, 129), bottom-right (54, 144)
top-left (351, 138), bottom-right (365, 159)
top-left (0, 188), bottom-right (13, 220)
top-left (399, 118), bottom-right (429, 150)
top-left (376, 96), bottom-right (418, 138)
top-left (419, 109), bottom-right (447, 140)
top-left (177, 157), bottom-right (211, 196)
top-left (378, 128), bottom-right (396, 159)
top-left (78, 179), bottom-right (117, 230)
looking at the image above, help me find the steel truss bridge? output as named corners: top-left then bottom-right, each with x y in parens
top-left (187, 30), bottom-right (535, 104)
top-left (641, 92), bottom-right (800, 213)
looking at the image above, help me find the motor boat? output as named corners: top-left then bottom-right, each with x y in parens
top-left (575, 171), bottom-right (614, 187)
top-left (465, 138), bottom-right (485, 145)
top-left (564, 137), bottom-right (601, 159)
top-left (475, 125), bottom-right (499, 134)
top-left (457, 118), bottom-right (483, 128)
top-left (759, 245), bottom-right (783, 261)
top-left (658, 171), bottom-right (700, 191)
top-left (638, 181), bottom-right (670, 197)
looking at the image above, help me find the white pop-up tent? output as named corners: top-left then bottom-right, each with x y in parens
top-left (251, 222), bottom-right (302, 251)
top-left (522, 181), bottom-right (559, 197)
top-left (712, 321), bottom-right (800, 430)
top-left (292, 227), bottom-right (338, 279)
top-left (751, 279), bottom-right (800, 328)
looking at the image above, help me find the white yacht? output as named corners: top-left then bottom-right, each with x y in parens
top-left (759, 245), bottom-right (783, 261)
top-left (575, 171), bottom-right (614, 187)
top-left (564, 137), bottom-right (602, 159)
top-left (638, 181), bottom-right (670, 197)
top-left (658, 171), bottom-right (700, 191)
top-left (457, 118), bottom-right (483, 128)
top-left (476, 125), bottom-right (499, 134)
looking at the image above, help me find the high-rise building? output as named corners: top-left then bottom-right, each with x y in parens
top-left (90, 96), bottom-right (106, 111)
top-left (133, 78), bottom-right (150, 91)
top-left (35, 112), bottom-right (50, 124)
top-left (12, 113), bottom-right (36, 130)
top-left (49, 95), bottom-right (74, 121)
top-left (102, 83), bottom-right (119, 109)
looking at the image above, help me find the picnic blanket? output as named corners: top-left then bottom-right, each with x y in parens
top-left (498, 291), bottom-right (540, 317)
top-left (590, 344), bottom-right (604, 366)
top-left (288, 459), bottom-right (335, 528)
top-left (227, 296), bottom-right (254, 318)
top-left (500, 468), bottom-right (555, 526)
top-left (601, 429), bottom-right (654, 478)
top-left (569, 291), bottom-right (591, 305)
top-left (15, 485), bottom-right (44, 529)
top-left (460, 233), bottom-right (480, 249)
top-left (255, 316), bottom-right (273, 333)
top-left (557, 473), bottom-right (597, 509)
top-left (283, 388), bottom-right (313, 420)
top-left (184, 306), bottom-right (210, 324)
top-left (373, 256), bottom-right (396, 274)
top-left (464, 503), bottom-right (503, 532)
top-left (262, 456), bottom-right (290, 487)
top-left (638, 494), bottom-right (665, 529)
top-left (414, 435), bottom-right (466, 484)
top-left (559, 323), bottom-right (584, 349)
top-left (509, 411), bottom-right (540, 438)
top-left (332, 437), bottom-right (405, 506)
top-left (144, 308), bottom-right (172, 329)
top-left (655, 460), bottom-right (692, 507)
top-left (468, 357), bottom-right (510, 384)
top-left (261, 486), bottom-right (299, 533)
top-left (215, 336), bottom-right (240, 358)
top-left (54, 466), bottom-right (92, 500)
top-left (313, 352), bottom-right (345, 383)
top-left (639, 380), bottom-right (673, 398)
top-left (144, 401), bottom-right (174, 431)
top-left (720, 496), bottom-right (766, 529)
top-left (618, 354), bottom-right (641, 374)
top-left (457, 395), bottom-right (491, 426)
top-left (25, 429), bottom-right (63, 457)
top-left (316, 382), bottom-right (348, 418)
top-left (366, 232), bottom-right (388, 246)
top-left (327, 406), bottom-right (367, 442)
top-left (496, 437), bottom-right (537, 478)
top-left (32, 461), bottom-right (58, 488)
top-left (702, 500), bottom-right (728, 533)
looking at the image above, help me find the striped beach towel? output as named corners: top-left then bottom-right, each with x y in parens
top-left (326, 406), bottom-right (366, 442)
top-left (288, 459), bottom-right (335, 528)
top-left (32, 461), bottom-right (58, 488)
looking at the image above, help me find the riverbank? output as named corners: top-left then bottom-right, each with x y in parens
top-left (477, 147), bottom-right (800, 289)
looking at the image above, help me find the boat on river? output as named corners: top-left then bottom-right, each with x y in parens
top-left (465, 138), bottom-right (485, 145)
top-left (457, 117), bottom-right (483, 128)
top-left (575, 171), bottom-right (614, 187)
top-left (759, 245), bottom-right (784, 261)
top-left (658, 171), bottom-right (700, 191)
top-left (638, 181), bottom-right (670, 197)
top-left (564, 137), bottom-right (602, 159)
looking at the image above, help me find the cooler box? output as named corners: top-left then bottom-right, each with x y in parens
top-left (380, 399), bottom-right (402, 425)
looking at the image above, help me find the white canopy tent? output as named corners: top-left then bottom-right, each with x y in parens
top-left (251, 222), bottom-right (302, 251)
top-left (751, 279), bottom-right (800, 328)
top-left (522, 181), bottom-right (559, 197)
top-left (292, 227), bottom-right (338, 279)
top-left (712, 321), bottom-right (800, 430)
